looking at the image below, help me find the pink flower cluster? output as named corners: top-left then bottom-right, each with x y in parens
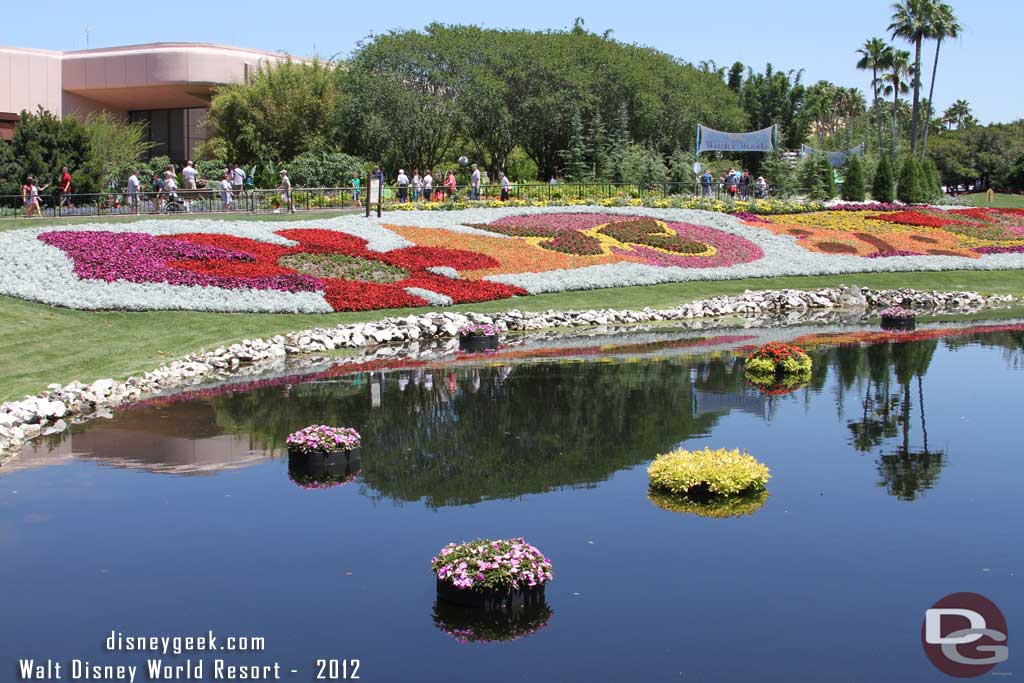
top-left (458, 323), bottom-right (500, 337)
top-left (973, 245), bottom-right (1024, 254)
top-left (38, 231), bottom-right (320, 292)
top-left (286, 425), bottom-right (361, 454)
top-left (879, 306), bottom-right (915, 320)
top-left (432, 538), bottom-right (553, 592)
top-left (290, 470), bottom-right (360, 490)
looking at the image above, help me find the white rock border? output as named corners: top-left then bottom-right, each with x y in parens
top-left (0, 285), bottom-right (1014, 465)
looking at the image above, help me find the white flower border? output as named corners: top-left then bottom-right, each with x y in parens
top-left (1, 207), bottom-right (1023, 312)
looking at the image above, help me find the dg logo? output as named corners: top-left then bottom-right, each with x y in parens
top-left (922, 592), bottom-right (1009, 678)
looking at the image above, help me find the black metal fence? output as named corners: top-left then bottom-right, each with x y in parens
top-left (0, 181), bottom-right (762, 220)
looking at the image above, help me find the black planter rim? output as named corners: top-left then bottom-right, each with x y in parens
top-left (436, 577), bottom-right (546, 609)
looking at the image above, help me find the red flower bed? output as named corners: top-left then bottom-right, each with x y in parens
top-left (166, 228), bottom-right (526, 311)
top-left (746, 341), bottom-right (807, 363)
top-left (866, 211), bottom-right (957, 228)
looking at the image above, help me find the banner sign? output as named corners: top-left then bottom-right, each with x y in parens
top-left (696, 124), bottom-right (776, 153)
top-left (800, 143), bottom-right (865, 167)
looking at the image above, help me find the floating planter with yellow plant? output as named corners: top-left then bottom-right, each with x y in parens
top-left (647, 447), bottom-right (770, 518)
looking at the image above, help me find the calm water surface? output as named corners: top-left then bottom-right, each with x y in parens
top-left (1, 322), bottom-right (1021, 682)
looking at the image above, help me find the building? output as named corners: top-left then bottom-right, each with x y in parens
top-left (0, 42), bottom-right (294, 162)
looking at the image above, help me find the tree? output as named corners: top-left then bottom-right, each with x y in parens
top-left (727, 62), bottom-right (745, 93)
top-left (803, 81), bottom-right (867, 146)
top-left (619, 144), bottom-right (668, 187)
top-left (81, 113), bottom-right (153, 190)
top-left (889, 0), bottom-right (939, 156)
top-left (897, 155), bottom-right (925, 203)
top-left (921, 156), bottom-right (943, 199)
top-left (2, 107), bottom-right (95, 197)
top-left (205, 58), bottom-right (342, 164)
top-left (798, 154), bottom-right (829, 200)
top-left (873, 154), bottom-right (897, 202)
top-left (818, 153), bottom-right (837, 198)
top-left (920, 2), bottom-right (961, 160)
top-left (880, 50), bottom-right (912, 152)
top-left (857, 38), bottom-right (895, 153)
top-left (739, 64), bottom-right (810, 150)
top-left (841, 155), bottom-right (867, 201)
top-left (942, 99), bottom-right (977, 130)
top-left (286, 151), bottom-right (366, 187)
top-left (761, 148), bottom-right (798, 198)
top-left (557, 108), bottom-right (590, 181)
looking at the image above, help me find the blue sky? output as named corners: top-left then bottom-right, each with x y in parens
top-left (5, 0), bottom-right (1017, 124)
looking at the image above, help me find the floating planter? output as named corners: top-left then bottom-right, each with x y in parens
top-left (743, 342), bottom-right (812, 388)
top-left (432, 538), bottom-right (553, 609)
top-left (285, 424), bottom-right (361, 457)
top-left (647, 447), bottom-right (771, 517)
top-left (432, 599), bottom-right (553, 644)
top-left (458, 323), bottom-right (500, 352)
top-left (879, 306), bottom-right (917, 331)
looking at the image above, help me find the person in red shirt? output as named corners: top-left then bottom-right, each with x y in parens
top-left (58, 166), bottom-right (73, 209)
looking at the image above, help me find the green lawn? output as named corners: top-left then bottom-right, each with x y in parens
top-left (3, 269), bottom-right (1024, 402)
top-left (957, 192), bottom-right (1024, 209)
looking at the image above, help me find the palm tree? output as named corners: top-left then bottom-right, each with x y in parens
top-left (880, 50), bottom-right (912, 152)
top-left (889, 0), bottom-right (939, 155)
top-left (920, 2), bottom-right (962, 160)
top-left (857, 38), bottom-right (895, 153)
top-left (942, 99), bottom-right (976, 130)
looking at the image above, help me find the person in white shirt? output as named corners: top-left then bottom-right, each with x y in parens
top-left (127, 171), bottom-right (141, 214)
top-left (396, 169), bottom-right (409, 203)
top-left (163, 171), bottom-right (179, 201)
top-left (422, 171), bottom-right (434, 202)
top-left (500, 172), bottom-right (511, 201)
top-left (276, 169), bottom-right (293, 213)
top-left (182, 161), bottom-right (198, 190)
top-left (219, 172), bottom-right (233, 210)
top-left (230, 164), bottom-right (246, 200)
top-left (411, 170), bottom-right (422, 202)
top-left (470, 164), bottom-right (481, 200)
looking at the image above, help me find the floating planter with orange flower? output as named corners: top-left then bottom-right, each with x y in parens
top-left (432, 538), bottom-right (553, 609)
top-left (743, 342), bottom-right (812, 388)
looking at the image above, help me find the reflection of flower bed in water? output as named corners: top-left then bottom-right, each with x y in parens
top-left (744, 373), bottom-right (810, 396)
top-left (432, 600), bottom-right (553, 644)
top-left (287, 452), bottom-right (361, 490)
top-left (648, 488), bottom-right (769, 519)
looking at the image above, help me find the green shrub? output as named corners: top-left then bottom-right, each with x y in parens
top-left (647, 447), bottom-right (771, 498)
top-left (817, 153), bottom-right (836, 199)
top-left (921, 157), bottom-right (943, 201)
top-left (897, 156), bottom-right (926, 204)
top-left (872, 154), bottom-right (896, 203)
top-left (840, 155), bottom-right (866, 202)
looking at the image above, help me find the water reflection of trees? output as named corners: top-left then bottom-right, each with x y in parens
top-left (210, 359), bottom-right (753, 507)
top-left (837, 340), bottom-right (944, 501)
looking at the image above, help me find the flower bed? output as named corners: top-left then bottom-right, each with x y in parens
top-left (4, 206), bottom-right (1024, 313)
top-left (647, 447), bottom-right (771, 500)
top-left (879, 305), bottom-right (917, 331)
top-left (432, 538), bottom-right (553, 609)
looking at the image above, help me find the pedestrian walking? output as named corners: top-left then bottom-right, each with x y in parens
top-left (183, 161), bottom-right (198, 190)
top-left (470, 164), bottom-right (481, 200)
top-left (412, 169), bottom-right (422, 202)
top-left (220, 172), bottom-right (233, 211)
top-left (126, 170), bottom-right (141, 214)
top-left (444, 170), bottom-right (457, 200)
top-left (423, 170), bottom-right (434, 201)
top-left (396, 169), bottom-right (409, 203)
top-left (58, 166), bottom-right (73, 208)
top-left (352, 174), bottom-right (361, 204)
top-left (276, 169), bottom-right (293, 213)
top-left (22, 177), bottom-right (47, 217)
top-left (230, 164), bottom-right (246, 201)
top-left (500, 172), bottom-right (511, 201)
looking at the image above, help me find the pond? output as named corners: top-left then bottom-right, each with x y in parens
top-left (1, 320), bottom-right (1021, 681)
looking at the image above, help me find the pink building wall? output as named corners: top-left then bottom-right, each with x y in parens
top-left (0, 42), bottom-right (295, 139)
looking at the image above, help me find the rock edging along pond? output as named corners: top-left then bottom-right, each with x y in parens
top-left (0, 286), bottom-right (1013, 463)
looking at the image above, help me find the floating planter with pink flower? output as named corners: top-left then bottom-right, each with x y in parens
top-left (458, 323), bottom-right (501, 352)
top-left (432, 538), bottom-right (553, 609)
top-left (879, 306), bottom-right (917, 331)
top-left (286, 425), bottom-right (362, 491)
top-left (286, 425), bottom-right (361, 456)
